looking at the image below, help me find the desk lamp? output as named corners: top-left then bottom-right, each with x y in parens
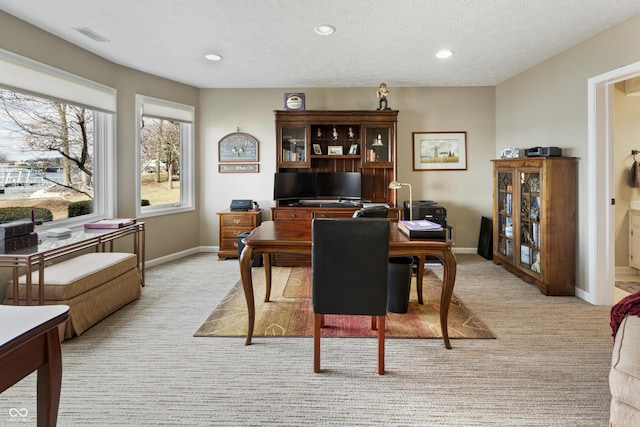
top-left (388, 181), bottom-right (412, 221)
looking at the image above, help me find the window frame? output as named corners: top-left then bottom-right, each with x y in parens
top-left (135, 95), bottom-right (195, 218)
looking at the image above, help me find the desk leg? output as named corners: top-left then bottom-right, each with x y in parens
top-left (239, 245), bottom-right (255, 345)
top-left (37, 327), bottom-right (63, 427)
top-left (263, 254), bottom-right (272, 303)
top-left (416, 255), bottom-right (425, 305)
top-left (439, 250), bottom-right (457, 350)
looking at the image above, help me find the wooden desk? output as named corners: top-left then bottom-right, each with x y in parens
top-left (0, 304), bottom-right (69, 426)
top-left (239, 220), bottom-right (457, 349)
top-left (0, 222), bottom-right (145, 305)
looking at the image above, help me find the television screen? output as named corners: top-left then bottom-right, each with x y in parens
top-left (273, 172), bottom-right (317, 200)
top-left (316, 172), bottom-right (362, 199)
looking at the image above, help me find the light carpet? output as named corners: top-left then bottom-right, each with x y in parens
top-left (194, 267), bottom-right (495, 339)
top-left (0, 253), bottom-right (614, 426)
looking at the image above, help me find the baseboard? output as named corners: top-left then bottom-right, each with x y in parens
top-left (615, 265), bottom-right (639, 276)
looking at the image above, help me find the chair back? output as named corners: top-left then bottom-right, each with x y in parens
top-left (312, 218), bottom-right (390, 316)
top-left (352, 205), bottom-right (389, 218)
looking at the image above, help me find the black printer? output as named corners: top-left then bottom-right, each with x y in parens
top-left (403, 200), bottom-right (447, 225)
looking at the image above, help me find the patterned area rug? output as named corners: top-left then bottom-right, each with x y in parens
top-left (194, 267), bottom-right (495, 339)
top-left (616, 281), bottom-right (640, 294)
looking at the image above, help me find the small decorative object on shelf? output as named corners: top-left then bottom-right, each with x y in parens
top-left (284, 93), bottom-right (305, 110)
top-left (376, 82), bottom-right (390, 110)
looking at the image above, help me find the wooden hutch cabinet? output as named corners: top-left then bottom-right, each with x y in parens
top-left (491, 157), bottom-right (576, 296)
top-left (272, 110), bottom-right (399, 266)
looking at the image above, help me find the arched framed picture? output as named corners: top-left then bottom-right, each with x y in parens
top-left (218, 132), bottom-right (259, 162)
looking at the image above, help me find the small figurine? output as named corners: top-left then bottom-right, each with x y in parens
top-left (348, 127), bottom-right (355, 139)
top-left (376, 82), bottom-right (390, 110)
top-left (531, 253), bottom-right (541, 273)
top-left (332, 126), bottom-right (338, 140)
top-left (317, 128), bottom-right (322, 138)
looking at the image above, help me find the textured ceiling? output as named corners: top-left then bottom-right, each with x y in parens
top-left (1, 0), bottom-right (640, 89)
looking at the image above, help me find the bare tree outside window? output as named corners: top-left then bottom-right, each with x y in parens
top-left (0, 88), bottom-right (94, 222)
top-left (139, 116), bottom-right (180, 207)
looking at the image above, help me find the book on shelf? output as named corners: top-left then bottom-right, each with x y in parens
top-left (84, 218), bottom-right (137, 229)
top-left (398, 219), bottom-right (446, 239)
top-left (0, 232), bottom-right (38, 253)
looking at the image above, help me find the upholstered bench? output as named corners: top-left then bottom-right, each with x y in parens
top-left (3, 252), bottom-right (141, 340)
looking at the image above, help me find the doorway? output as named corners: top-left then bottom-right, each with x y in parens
top-left (588, 61), bottom-right (640, 305)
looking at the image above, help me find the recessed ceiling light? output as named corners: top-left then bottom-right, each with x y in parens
top-left (205, 53), bottom-right (222, 61)
top-left (314, 24), bottom-right (335, 35)
top-left (435, 49), bottom-right (453, 59)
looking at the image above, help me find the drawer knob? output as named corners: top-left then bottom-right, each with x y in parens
top-left (291, 214), bottom-right (297, 218)
top-left (233, 219), bottom-right (241, 224)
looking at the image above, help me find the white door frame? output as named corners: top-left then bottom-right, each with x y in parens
top-left (588, 61), bottom-right (640, 305)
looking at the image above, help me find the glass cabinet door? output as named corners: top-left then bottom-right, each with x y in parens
top-left (519, 170), bottom-right (541, 275)
top-left (363, 127), bottom-right (391, 166)
top-left (497, 170), bottom-right (513, 261)
top-left (279, 126), bottom-right (308, 167)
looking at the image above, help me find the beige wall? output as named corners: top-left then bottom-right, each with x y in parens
top-left (0, 11), bottom-right (201, 262)
top-left (496, 14), bottom-right (640, 291)
top-left (200, 87), bottom-right (496, 250)
top-left (614, 82), bottom-right (640, 266)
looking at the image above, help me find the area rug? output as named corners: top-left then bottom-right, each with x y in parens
top-left (194, 267), bottom-right (495, 339)
top-left (616, 281), bottom-right (640, 294)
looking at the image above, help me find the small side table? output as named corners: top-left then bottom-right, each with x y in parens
top-left (217, 209), bottom-right (263, 260)
top-left (0, 304), bottom-right (70, 426)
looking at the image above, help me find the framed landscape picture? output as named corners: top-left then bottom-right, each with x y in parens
top-left (412, 131), bottom-right (467, 171)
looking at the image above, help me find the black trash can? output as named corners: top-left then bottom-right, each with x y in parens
top-left (387, 256), bottom-right (413, 313)
top-left (237, 231), bottom-right (263, 267)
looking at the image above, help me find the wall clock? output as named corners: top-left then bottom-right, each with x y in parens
top-left (284, 93), bottom-right (305, 110)
top-left (218, 132), bottom-right (259, 162)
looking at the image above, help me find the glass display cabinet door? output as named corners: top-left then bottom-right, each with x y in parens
top-left (497, 170), bottom-right (514, 261)
top-left (279, 126), bottom-right (308, 167)
top-left (519, 170), bottom-right (541, 275)
top-left (363, 127), bottom-right (391, 166)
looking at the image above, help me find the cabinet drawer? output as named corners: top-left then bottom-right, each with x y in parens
top-left (221, 215), bottom-right (255, 227)
top-left (222, 227), bottom-right (250, 239)
top-left (313, 210), bottom-right (357, 219)
top-left (221, 237), bottom-right (240, 251)
top-left (272, 209), bottom-right (313, 221)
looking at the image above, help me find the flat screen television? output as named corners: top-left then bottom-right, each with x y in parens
top-left (316, 172), bottom-right (362, 200)
top-left (273, 172), bottom-right (317, 200)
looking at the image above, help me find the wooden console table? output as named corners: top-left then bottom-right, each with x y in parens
top-left (239, 220), bottom-right (457, 349)
top-left (0, 222), bottom-right (145, 305)
top-left (0, 304), bottom-right (69, 426)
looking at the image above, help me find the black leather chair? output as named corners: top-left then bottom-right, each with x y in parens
top-left (311, 218), bottom-right (390, 375)
top-left (352, 205), bottom-right (389, 218)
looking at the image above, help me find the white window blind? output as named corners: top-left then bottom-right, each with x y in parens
top-left (0, 48), bottom-right (116, 113)
top-left (138, 95), bottom-right (194, 123)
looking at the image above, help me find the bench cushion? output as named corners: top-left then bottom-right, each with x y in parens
top-left (610, 315), bottom-right (640, 420)
top-left (6, 252), bottom-right (137, 301)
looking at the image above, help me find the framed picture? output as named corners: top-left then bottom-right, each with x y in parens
top-left (218, 163), bottom-right (260, 173)
top-left (328, 145), bottom-right (343, 155)
top-left (313, 143), bottom-right (322, 155)
top-left (218, 132), bottom-right (259, 162)
top-left (412, 131), bottom-right (467, 171)
top-left (348, 144), bottom-right (359, 155)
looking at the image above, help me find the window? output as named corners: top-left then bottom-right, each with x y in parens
top-left (135, 95), bottom-right (194, 217)
top-left (0, 49), bottom-right (116, 228)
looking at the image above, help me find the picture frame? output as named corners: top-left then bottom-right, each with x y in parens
top-left (218, 132), bottom-right (259, 162)
top-left (328, 145), bottom-right (343, 155)
top-left (218, 163), bottom-right (260, 173)
top-left (313, 143), bottom-right (322, 155)
top-left (412, 131), bottom-right (467, 171)
top-left (348, 144), bottom-right (359, 155)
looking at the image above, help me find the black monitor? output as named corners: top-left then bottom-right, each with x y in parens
top-left (273, 172), bottom-right (317, 200)
top-left (316, 172), bottom-right (362, 200)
